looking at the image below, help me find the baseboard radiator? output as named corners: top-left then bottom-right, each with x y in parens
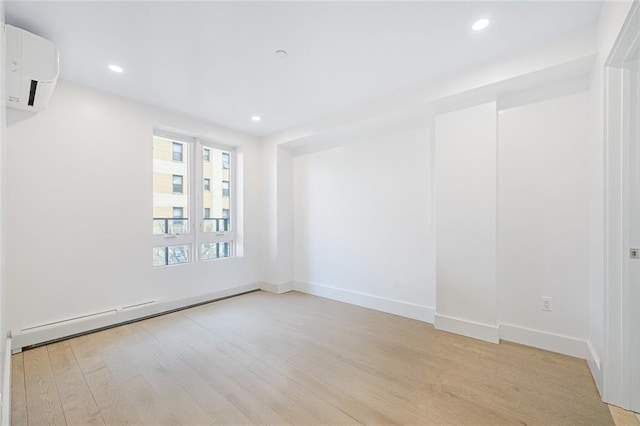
top-left (11, 283), bottom-right (260, 351)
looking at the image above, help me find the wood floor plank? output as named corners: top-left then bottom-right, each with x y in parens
top-left (11, 352), bottom-right (28, 425)
top-left (609, 405), bottom-right (640, 426)
top-left (145, 313), bottom-right (361, 425)
top-left (47, 341), bottom-right (104, 425)
top-left (99, 323), bottom-right (215, 425)
top-left (23, 346), bottom-right (66, 425)
top-left (15, 291), bottom-right (614, 425)
top-left (141, 314), bottom-right (293, 424)
top-left (83, 366), bottom-right (143, 426)
top-left (130, 320), bottom-right (257, 424)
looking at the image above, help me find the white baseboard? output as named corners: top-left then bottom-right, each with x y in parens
top-left (499, 323), bottom-right (587, 359)
top-left (11, 283), bottom-right (260, 350)
top-left (259, 281), bottom-right (294, 294)
top-left (586, 340), bottom-right (602, 395)
top-left (2, 336), bottom-right (12, 426)
top-left (293, 281), bottom-right (435, 323)
top-left (283, 283), bottom-right (592, 364)
top-left (434, 314), bottom-right (500, 343)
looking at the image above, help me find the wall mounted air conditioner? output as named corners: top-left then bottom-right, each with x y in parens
top-left (5, 24), bottom-right (59, 112)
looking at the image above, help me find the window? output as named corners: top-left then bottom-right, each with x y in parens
top-left (173, 142), bottom-right (183, 162)
top-left (201, 242), bottom-right (232, 260)
top-left (153, 245), bottom-right (190, 266)
top-left (153, 133), bottom-right (235, 266)
top-left (172, 175), bottom-right (183, 193)
top-left (172, 207), bottom-right (184, 233)
top-left (154, 135), bottom-right (192, 261)
top-left (202, 146), bottom-right (234, 247)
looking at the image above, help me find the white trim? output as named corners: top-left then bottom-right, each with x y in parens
top-left (587, 340), bottom-right (603, 396)
top-left (2, 336), bottom-right (11, 426)
top-left (283, 286), bottom-right (600, 360)
top-left (499, 323), bottom-right (587, 359)
top-left (603, 1), bottom-right (640, 409)
top-left (259, 281), bottom-right (294, 294)
top-left (434, 314), bottom-right (500, 344)
top-left (293, 281), bottom-right (435, 324)
top-left (10, 283), bottom-right (259, 350)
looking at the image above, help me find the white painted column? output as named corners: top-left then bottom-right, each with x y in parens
top-left (261, 140), bottom-right (294, 291)
top-left (433, 101), bottom-right (499, 343)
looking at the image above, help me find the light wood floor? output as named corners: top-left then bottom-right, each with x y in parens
top-left (609, 405), bottom-right (640, 426)
top-left (12, 290), bottom-right (613, 425)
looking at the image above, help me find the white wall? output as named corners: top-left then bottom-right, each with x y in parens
top-left (292, 127), bottom-right (436, 321)
top-left (498, 92), bottom-right (590, 341)
top-left (0, 0), bottom-right (7, 418)
top-left (5, 81), bottom-right (264, 346)
top-left (434, 102), bottom-right (498, 343)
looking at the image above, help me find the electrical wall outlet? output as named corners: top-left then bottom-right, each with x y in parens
top-left (542, 296), bottom-right (553, 312)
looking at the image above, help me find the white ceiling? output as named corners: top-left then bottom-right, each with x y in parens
top-left (5, 1), bottom-right (603, 137)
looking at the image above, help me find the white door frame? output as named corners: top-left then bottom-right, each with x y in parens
top-left (604, 0), bottom-right (640, 411)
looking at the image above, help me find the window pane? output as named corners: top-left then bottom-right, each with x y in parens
top-left (153, 136), bottom-right (189, 235)
top-left (203, 147), bottom-right (231, 233)
top-left (201, 242), bottom-right (232, 260)
top-left (172, 142), bottom-right (183, 162)
top-left (153, 245), bottom-right (190, 266)
top-left (172, 175), bottom-right (183, 193)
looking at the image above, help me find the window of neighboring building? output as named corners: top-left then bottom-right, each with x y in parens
top-left (173, 175), bottom-right (183, 193)
top-left (222, 152), bottom-right (230, 169)
top-left (204, 178), bottom-right (211, 192)
top-left (222, 209), bottom-right (230, 219)
top-left (171, 207), bottom-right (185, 234)
top-left (204, 208), bottom-right (210, 218)
top-left (204, 148), bottom-right (210, 162)
top-left (173, 142), bottom-right (183, 162)
top-left (222, 181), bottom-right (230, 197)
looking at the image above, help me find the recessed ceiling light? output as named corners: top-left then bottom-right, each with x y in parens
top-left (275, 49), bottom-right (288, 58)
top-left (251, 115), bottom-right (261, 122)
top-left (472, 18), bottom-right (490, 31)
top-left (108, 64), bottom-right (124, 73)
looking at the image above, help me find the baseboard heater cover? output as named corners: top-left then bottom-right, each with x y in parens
top-left (12, 284), bottom-right (260, 351)
top-left (13, 310), bottom-right (118, 351)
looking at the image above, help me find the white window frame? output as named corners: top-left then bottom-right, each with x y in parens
top-left (153, 129), bottom-right (236, 266)
top-left (196, 139), bottom-right (236, 261)
top-left (153, 132), bottom-right (196, 266)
